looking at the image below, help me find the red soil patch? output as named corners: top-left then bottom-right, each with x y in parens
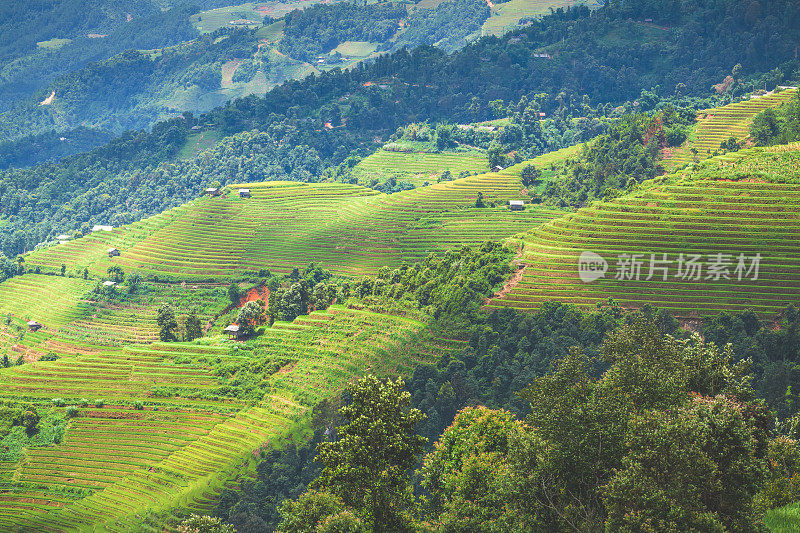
top-left (239, 285), bottom-right (270, 308)
top-left (485, 265), bottom-right (526, 306)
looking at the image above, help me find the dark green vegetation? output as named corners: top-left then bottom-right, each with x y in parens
top-left (751, 90), bottom-right (800, 146)
top-left (542, 106), bottom-right (696, 205)
top-left (220, 308), bottom-right (800, 532)
top-left (0, 2), bottom-right (199, 122)
top-left (279, 2), bottom-right (406, 62)
top-left (0, 127), bottom-right (114, 170)
top-left (390, 0), bottom-right (490, 53)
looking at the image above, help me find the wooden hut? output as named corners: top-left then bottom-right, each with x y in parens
top-left (107, 248), bottom-right (120, 258)
top-left (508, 200), bottom-right (525, 211)
top-left (27, 320), bottom-right (43, 332)
top-left (238, 188), bottom-right (251, 198)
top-left (224, 324), bottom-right (241, 339)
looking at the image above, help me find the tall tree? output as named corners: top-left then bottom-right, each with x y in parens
top-left (313, 375), bottom-right (426, 531)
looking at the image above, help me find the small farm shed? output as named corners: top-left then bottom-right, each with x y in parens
top-left (107, 248), bottom-right (120, 258)
top-left (102, 281), bottom-right (117, 287)
top-left (492, 165), bottom-right (504, 172)
top-left (224, 324), bottom-right (241, 339)
top-left (92, 225), bottom-right (113, 232)
top-left (239, 188), bottom-right (251, 198)
top-left (508, 200), bottom-right (525, 211)
top-left (27, 320), bottom-right (43, 332)
top-left (205, 188), bottom-right (221, 197)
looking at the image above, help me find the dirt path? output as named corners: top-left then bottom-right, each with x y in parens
top-left (488, 265), bottom-right (526, 304)
top-left (484, 249), bottom-right (526, 306)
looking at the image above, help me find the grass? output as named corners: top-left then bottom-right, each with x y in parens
top-left (191, 3), bottom-right (265, 34)
top-left (176, 130), bottom-right (223, 160)
top-left (0, 274), bottom-right (94, 328)
top-left (36, 38), bottom-right (72, 50)
top-left (765, 502), bottom-right (800, 532)
top-left (352, 149), bottom-right (489, 186)
top-left (490, 147), bottom-right (800, 319)
top-left (333, 41), bottom-right (379, 57)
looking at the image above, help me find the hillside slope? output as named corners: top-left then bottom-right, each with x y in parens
top-left (25, 162), bottom-right (564, 278)
top-left (491, 146), bottom-right (800, 319)
top-left (0, 304), bottom-right (444, 531)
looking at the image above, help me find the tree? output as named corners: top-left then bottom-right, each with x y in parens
top-left (228, 283), bottom-right (242, 305)
top-left (520, 164), bottom-right (542, 187)
top-left (106, 265), bottom-right (125, 283)
top-left (487, 143), bottom-right (507, 169)
top-left (82, 267), bottom-right (88, 280)
top-left (236, 300), bottom-right (265, 337)
top-left (421, 406), bottom-right (541, 532)
top-left (435, 124), bottom-right (453, 151)
top-left (474, 191), bottom-right (485, 208)
top-left (751, 107), bottom-right (783, 145)
top-left (184, 310), bottom-right (203, 341)
top-left (313, 375), bottom-right (426, 531)
top-left (127, 272), bottom-right (141, 294)
top-left (60, 264), bottom-right (66, 276)
top-left (603, 395), bottom-right (770, 532)
top-left (177, 514), bottom-right (235, 533)
top-left (277, 491), bottom-right (347, 533)
top-left (157, 303), bottom-right (178, 341)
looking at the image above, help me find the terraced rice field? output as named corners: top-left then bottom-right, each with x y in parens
top-left (0, 275), bottom-right (94, 328)
top-left (26, 164), bottom-right (565, 279)
top-left (351, 149), bottom-right (489, 186)
top-left (481, 0), bottom-right (595, 36)
top-left (0, 305), bottom-right (446, 531)
top-left (665, 88), bottom-right (798, 168)
top-left (491, 150), bottom-right (800, 319)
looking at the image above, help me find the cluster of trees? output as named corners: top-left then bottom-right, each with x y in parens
top-left (392, 0), bottom-right (490, 53)
top-left (268, 263), bottom-right (335, 323)
top-left (751, 89), bottom-right (800, 146)
top-left (704, 307), bottom-right (800, 420)
top-left (0, 3), bottom-right (200, 132)
top-left (542, 105), bottom-right (696, 206)
top-left (263, 314), bottom-right (795, 532)
top-left (157, 303), bottom-right (203, 343)
top-left (280, 2), bottom-right (406, 62)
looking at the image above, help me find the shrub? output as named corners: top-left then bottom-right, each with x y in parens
top-left (65, 406), bottom-right (79, 418)
top-left (134, 401), bottom-right (144, 410)
top-left (94, 399), bottom-right (104, 408)
top-left (80, 398), bottom-right (88, 407)
top-left (51, 398), bottom-right (65, 407)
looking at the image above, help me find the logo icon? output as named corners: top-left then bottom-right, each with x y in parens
top-left (578, 251), bottom-right (608, 283)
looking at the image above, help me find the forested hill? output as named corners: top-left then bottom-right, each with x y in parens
top-left (2, 0), bottom-right (800, 258)
top-left (0, 2), bottom-right (199, 113)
